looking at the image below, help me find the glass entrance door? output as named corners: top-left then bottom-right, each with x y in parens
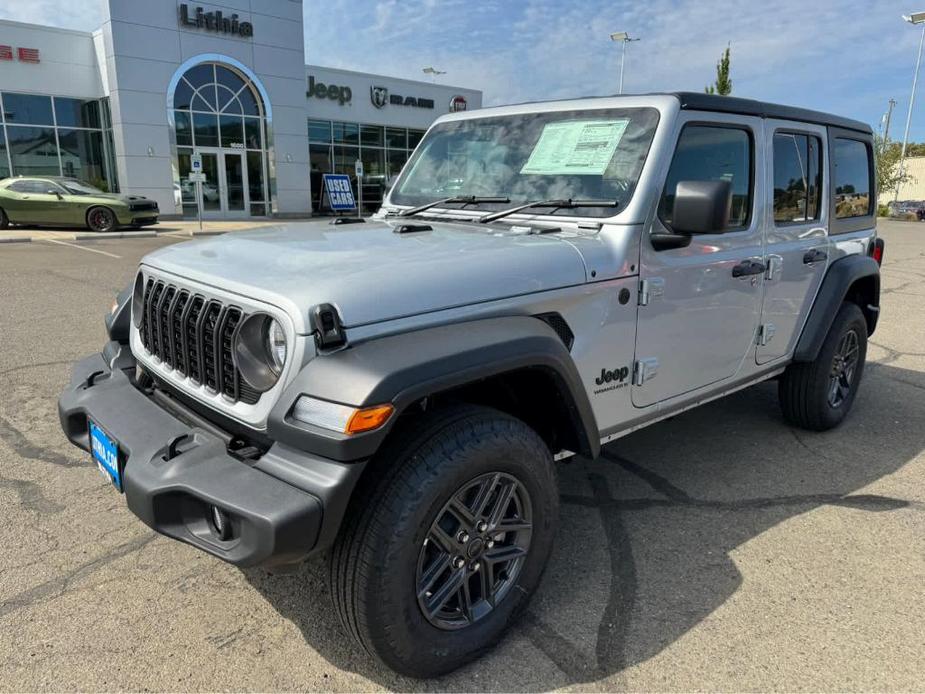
top-left (222, 151), bottom-right (246, 213)
top-left (199, 152), bottom-right (221, 216)
top-left (190, 148), bottom-right (249, 218)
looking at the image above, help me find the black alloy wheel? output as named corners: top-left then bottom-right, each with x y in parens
top-left (779, 301), bottom-right (868, 430)
top-left (329, 404), bottom-right (558, 678)
top-left (416, 471), bottom-right (533, 630)
top-left (827, 328), bottom-right (860, 408)
top-left (87, 207), bottom-right (116, 232)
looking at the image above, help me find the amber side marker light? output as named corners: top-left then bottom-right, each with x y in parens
top-left (346, 404), bottom-right (395, 435)
top-left (291, 396), bottom-right (394, 435)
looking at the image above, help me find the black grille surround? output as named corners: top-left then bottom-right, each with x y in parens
top-left (139, 278), bottom-right (260, 405)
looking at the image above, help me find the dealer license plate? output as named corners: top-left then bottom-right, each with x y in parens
top-left (89, 420), bottom-right (122, 492)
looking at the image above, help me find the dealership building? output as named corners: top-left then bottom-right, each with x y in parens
top-left (0, 0), bottom-right (481, 218)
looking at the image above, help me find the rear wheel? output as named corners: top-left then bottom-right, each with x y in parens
top-left (330, 405), bottom-right (558, 678)
top-left (87, 206), bottom-right (116, 233)
top-left (779, 302), bottom-right (868, 430)
top-left (0, 207), bottom-right (9, 229)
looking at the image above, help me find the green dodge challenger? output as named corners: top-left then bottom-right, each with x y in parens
top-left (0, 176), bottom-right (159, 232)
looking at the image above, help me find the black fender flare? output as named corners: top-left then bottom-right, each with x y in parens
top-left (267, 316), bottom-right (600, 462)
top-left (793, 254), bottom-right (880, 362)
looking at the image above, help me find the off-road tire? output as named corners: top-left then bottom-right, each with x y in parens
top-left (329, 404), bottom-right (558, 678)
top-left (0, 207), bottom-right (9, 229)
top-left (779, 301), bottom-right (868, 430)
top-left (87, 206), bottom-right (117, 233)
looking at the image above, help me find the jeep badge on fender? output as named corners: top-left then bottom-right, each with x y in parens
top-left (58, 92), bottom-right (881, 679)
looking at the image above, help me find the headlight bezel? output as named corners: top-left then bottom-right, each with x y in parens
top-left (131, 272), bottom-right (145, 328)
top-left (233, 312), bottom-right (289, 393)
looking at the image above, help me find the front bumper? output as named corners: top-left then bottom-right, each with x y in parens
top-left (58, 348), bottom-right (364, 568)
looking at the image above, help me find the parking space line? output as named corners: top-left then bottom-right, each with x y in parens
top-left (43, 239), bottom-right (122, 258)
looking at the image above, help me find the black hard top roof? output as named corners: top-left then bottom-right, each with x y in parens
top-left (489, 92), bottom-right (873, 135)
top-left (671, 92), bottom-right (872, 134)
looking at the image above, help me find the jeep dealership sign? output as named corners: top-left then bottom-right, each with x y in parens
top-left (307, 75), bottom-right (352, 105)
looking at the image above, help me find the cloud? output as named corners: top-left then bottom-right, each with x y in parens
top-left (2, 0), bottom-right (923, 138)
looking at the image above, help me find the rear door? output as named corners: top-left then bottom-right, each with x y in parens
top-left (632, 113), bottom-right (766, 407)
top-left (757, 122), bottom-right (829, 363)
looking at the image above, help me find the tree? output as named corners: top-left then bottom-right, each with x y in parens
top-left (875, 134), bottom-right (914, 198)
top-left (705, 45), bottom-right (732, 96)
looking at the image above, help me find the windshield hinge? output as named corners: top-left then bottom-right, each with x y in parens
top-left (638, 278), bottom-right (664, 306)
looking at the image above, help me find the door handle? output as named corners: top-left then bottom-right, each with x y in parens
top-left (803, 249), bottom-right (828, 264)
top-left (732, 259), bottom-right (767, 278)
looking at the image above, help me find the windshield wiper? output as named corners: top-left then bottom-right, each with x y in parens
top-left (478, 199), bottom-right (619, 224)
top-left (396, 195), bottom-right (510, 217)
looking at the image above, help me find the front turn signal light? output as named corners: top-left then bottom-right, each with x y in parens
top-left (346, 404), bottom-right (394, 435)
top-left (292, 396), bottom-right (393, 435)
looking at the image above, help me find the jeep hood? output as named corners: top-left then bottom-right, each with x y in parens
top-left (141, 219), bottom-right (588, 332)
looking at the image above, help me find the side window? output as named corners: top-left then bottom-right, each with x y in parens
top-left (773, 133), bottom-right (823, 224)
top-left (833, 138), bottom-right (872, 219)
top-left (7, 180), bottom-right (32, 193)
top-left (659, 124), bottom-right (752, 230)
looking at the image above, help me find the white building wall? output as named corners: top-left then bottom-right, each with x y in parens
top-left (0, 2), bottom-right (483, 218)
top-left (100, 0), bottom-right (311, 217)
top-left (304, 65), bottom-right (482, 128)
top-left (0, 20), bottom-right (102, 98)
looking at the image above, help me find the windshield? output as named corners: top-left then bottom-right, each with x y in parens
top-left (61, 180), bottom-right (104, 196)
top-left (391, 107), bottom-right (659, 218)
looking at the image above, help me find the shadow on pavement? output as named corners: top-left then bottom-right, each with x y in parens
top-left (246, 362), bottom-right (924, 691)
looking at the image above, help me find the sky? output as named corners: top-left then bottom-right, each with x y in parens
top-left (1, 0), bottom-right (924, 141)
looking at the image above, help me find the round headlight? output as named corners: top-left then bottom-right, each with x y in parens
top-left (265, 318), bottom-right (287, 374)
top-left (234, 313), bottom-right (288, 392)
top-left (131, 272), bottom-right (145, 328)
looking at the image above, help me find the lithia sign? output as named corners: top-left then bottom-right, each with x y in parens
top-left (178, 4), bottom-right (254, 37)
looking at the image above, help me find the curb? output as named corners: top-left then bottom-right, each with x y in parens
top-left (73, 230), bottom-right (160, 240)
top-left (0, 236), bottom-right (32, 244)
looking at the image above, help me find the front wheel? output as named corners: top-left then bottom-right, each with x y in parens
top-left (87, 206), bottom-right (117, 233)
top-left (779, 302), bottom-right (868, 430)
top-left (330, 405), bottom-right (558, 678)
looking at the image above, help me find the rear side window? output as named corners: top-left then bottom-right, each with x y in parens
top-left (773, 133), bottom-right (822, 224)
top-left (7, 180), bottom-right (44, 193)
top-left (833, 138), bottom-right (872, 219)
top-left (659, 125), bottom-right (753, 229)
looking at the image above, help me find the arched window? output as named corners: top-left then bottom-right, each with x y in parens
top-left (169, 60), bottom-right (271, 218)
top-left (171, 63), bottom-right (266, 150)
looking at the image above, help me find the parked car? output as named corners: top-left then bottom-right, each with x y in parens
top-left (887, 199), bottom-right (925, 220)
top-left (0, 176), bottom-right (158, 232)
top-left (58, 92), bottom-right (883, 678)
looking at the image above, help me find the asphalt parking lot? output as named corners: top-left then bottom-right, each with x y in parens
top-left (1, 221), bottom-right (923, 691)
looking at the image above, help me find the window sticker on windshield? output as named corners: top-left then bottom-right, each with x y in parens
top-left (519, 119), bottom-right (630, 176)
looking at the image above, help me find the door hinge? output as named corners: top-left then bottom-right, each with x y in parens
top-left (633, 357), bottom-right (659, 386)
top-left (638, 278), bottom-right (665, 306)
top-left (757, 323), bottom-right (776, 346)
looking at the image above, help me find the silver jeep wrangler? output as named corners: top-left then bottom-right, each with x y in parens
top-left (59, 92), bottom-right (883, 677)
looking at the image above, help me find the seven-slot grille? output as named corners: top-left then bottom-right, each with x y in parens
top-left (139, 278), bottom-right (261, 405)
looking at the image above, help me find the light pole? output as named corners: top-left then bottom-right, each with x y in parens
top-left (422, 66), bottom-right (446, 83)
top-left (882, 97), bottom-right (897, 141)
top-left (896, 11), bottom-right (925, 202)
top-left (610, 31), bottom-right (640, 94)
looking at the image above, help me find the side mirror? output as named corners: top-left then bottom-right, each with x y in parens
top-left (47, 189), bottom-right (63, 199)
top-left (671, 179), bottom-right (732, 234)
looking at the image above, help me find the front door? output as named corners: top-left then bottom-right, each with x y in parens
top-left (193, 149), bottom-right (249, 219)
top-left (632, 114), bottom-right (766, 408)
top-left (757, 121), bottom-right (829, 363)
top-left (221, 151), bottom-right (246, 215)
